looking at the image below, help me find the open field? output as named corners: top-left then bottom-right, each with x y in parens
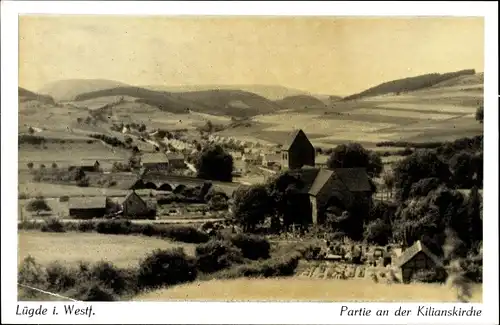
top-left (18, 182), bottom-right (131, 198)
top-left (216, 81), bottom-right (483, 147)
top-left (18, 231), bottom-right (196, 268)
top-left (133, 278), bottom-right (483, 302)
top-left (18, 141), bottom-right (129, 167)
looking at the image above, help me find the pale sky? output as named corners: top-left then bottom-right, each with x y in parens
top-left (19, 16), bottom-right (484, 96)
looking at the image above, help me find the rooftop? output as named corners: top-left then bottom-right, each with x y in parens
top-left (69, 196), bottom-right (107, 209)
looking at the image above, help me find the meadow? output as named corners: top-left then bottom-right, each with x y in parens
top-left (18, 182), bottom-right (130, 199)
top-left (18, 231), bottom-right (197, 268)
top-left (133, 277), bottom-right (483, 302)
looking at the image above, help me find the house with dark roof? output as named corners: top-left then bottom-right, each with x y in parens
top-left (165, 152), bottom-right (186, 169)
top-left (141, 153), bottom-right (169, 171)
top-left (122, 191), bottom-right (156, 219)
top-left (68, 196), bottom-right (107, 219)
top-left (70, 160), bottom-right (101, 172)
top-left (281, 129), bottom-right (315, 170)
top-left (288, 166), bottom-right (373, 225)
top-left (395, 240), bottom-right (446, 283)
top-left (262, 153), bottom-right (282, 168)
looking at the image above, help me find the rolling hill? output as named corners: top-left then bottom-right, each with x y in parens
top-left (71, 87), bottom-right (283, 117)
top-left (220, 69), bottom-right (483, 147)
top-left (18, 87), bottom-right (55, 105)
top-left (275, 95), bottom-right (328, 110)
top-left (343, 69), bottom-right (478, 101)
top-left (174, 89), bottom-right (284, 116)
top-left (144, 84), bottom-right (315, 101)
top-left (39, 79), bottom-right (131, 101)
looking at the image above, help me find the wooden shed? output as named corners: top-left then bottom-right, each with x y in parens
top-left (122, 191), bottom-right (156, 219)
top-left (68, 196), bottom-right (107, 219)
top-left (395, 240), bottom-right (446, 283)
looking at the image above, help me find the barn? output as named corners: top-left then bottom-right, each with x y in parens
top-left (165, 153), bottom-right (186, 169)
top-left (395, 240), bottom-right (446, 284)
top-left (68, 196), bottom-right (107, 219)
top-left (122, 191), bottom-right (156, 219)
top-left (141, 153), bottom-right (169, 172)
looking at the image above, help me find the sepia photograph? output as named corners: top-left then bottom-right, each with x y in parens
top-left (2, 2), bottom-right (498, 324)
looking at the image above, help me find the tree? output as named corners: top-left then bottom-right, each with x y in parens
top-left (196, 145), bottom-right (233, 182)
top-left (465, 186), bottom-right (483, 247)
top-left (232, 185), bottom-right (272, 232)
top-left (449, 151), bottom-right (475, 188)
top-left (51, 162), bottom-right (58, 169)
top-left (39, 164), bottom-right (46, 170)
top-left (408, 177), bottom-right (444, 199)
top-left (76, 117), bottom-right (83, 124)
top-left (124, 136), bottom-right (133, 146)
top-left (363, 218), bottom-right (392, 246)
top-left (28, 127), bottom-right (35, 134)
top-left (265, 172), bottom-right (309, 229)
top-left (392, 194), bottom-right (445, 252)
top-left (382, 170), bottom-right (395, 198)
top-left (128, 155), bottom-right (141, 170)
top-left (475, 106), bottom-right (483, 124)
top-left (393, 150), bottom-right (452, 201)
top-left (27, 162), bottom-right (34, 170)
top-left (472, 152), bottom-right (483, 188)
top-left (326, 143), bottom-right (383, 177)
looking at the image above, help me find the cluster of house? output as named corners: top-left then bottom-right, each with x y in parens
top-left (140, 152), bottom-right (187, 172)
top-left (68, 191), bottom-right (156, 219)
top-left (227, 134), bottom-right (330, 174)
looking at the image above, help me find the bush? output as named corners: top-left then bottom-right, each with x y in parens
top-left (45, 261), bottom-right (78, 292)
top-left (77, 220), bottom-right (96, 232)
top-left (59, 195), bottom-right (70, 202)
top-left (18, 220), bottom-right (41, 231)
top-left (89, 261), bottom-right (135, 295)
top-left (195, 240), bottom-right (244, 273)
top-left (41, 218), bottom-right (66, 233)
top-left (137, 248), bottom-right (197, 289)
top-left (226, 233), bottom-right (271, 260)
top-left (95, 219), bottom-right (132, 235)
top-left (217, 251), bottom-right (302, 279)
top-left (18, 256), bottom-right (47, 287)
top-left (77, 282), bottom-right (117, 301)
top-left (303, 245), bottom-right (323, 260)
top-left (25, 197), bottom-right (51, 212)
top-left (156, 225), bottom-right (210, 244)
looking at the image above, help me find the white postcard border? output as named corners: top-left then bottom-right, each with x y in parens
top-left (1, 1), bottom-right (498, 324)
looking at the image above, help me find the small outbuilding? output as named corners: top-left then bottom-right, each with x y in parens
top-left (165, 152), bottom-right (186, 169)
top-left (122, 191), bottom-right (156, 219)
top-left (68, 196), bottom-right (107, 219)
top-left (141, 153), bottom-right (169, 171)
top-left (396, 240), bottom-right (446, 283)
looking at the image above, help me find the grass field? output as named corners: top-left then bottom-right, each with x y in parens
top-left (18, 231), bottom-right (196, 268)
top-left (133, 278), bottom-right (483, 302)
top-left (18, 182), bottom-right (130, 198)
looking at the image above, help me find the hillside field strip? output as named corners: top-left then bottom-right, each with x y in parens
top-left (219, 82), bottom-right (482, 148)
top-left (133, 277), bottom-right (483, 302)
top-left (18, 231), bottom-right (197, 268)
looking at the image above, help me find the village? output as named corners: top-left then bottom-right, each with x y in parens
top-left (19, 125), bottom-right (448, 286)
top-left (14, 15), bottom-right (485, 304)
